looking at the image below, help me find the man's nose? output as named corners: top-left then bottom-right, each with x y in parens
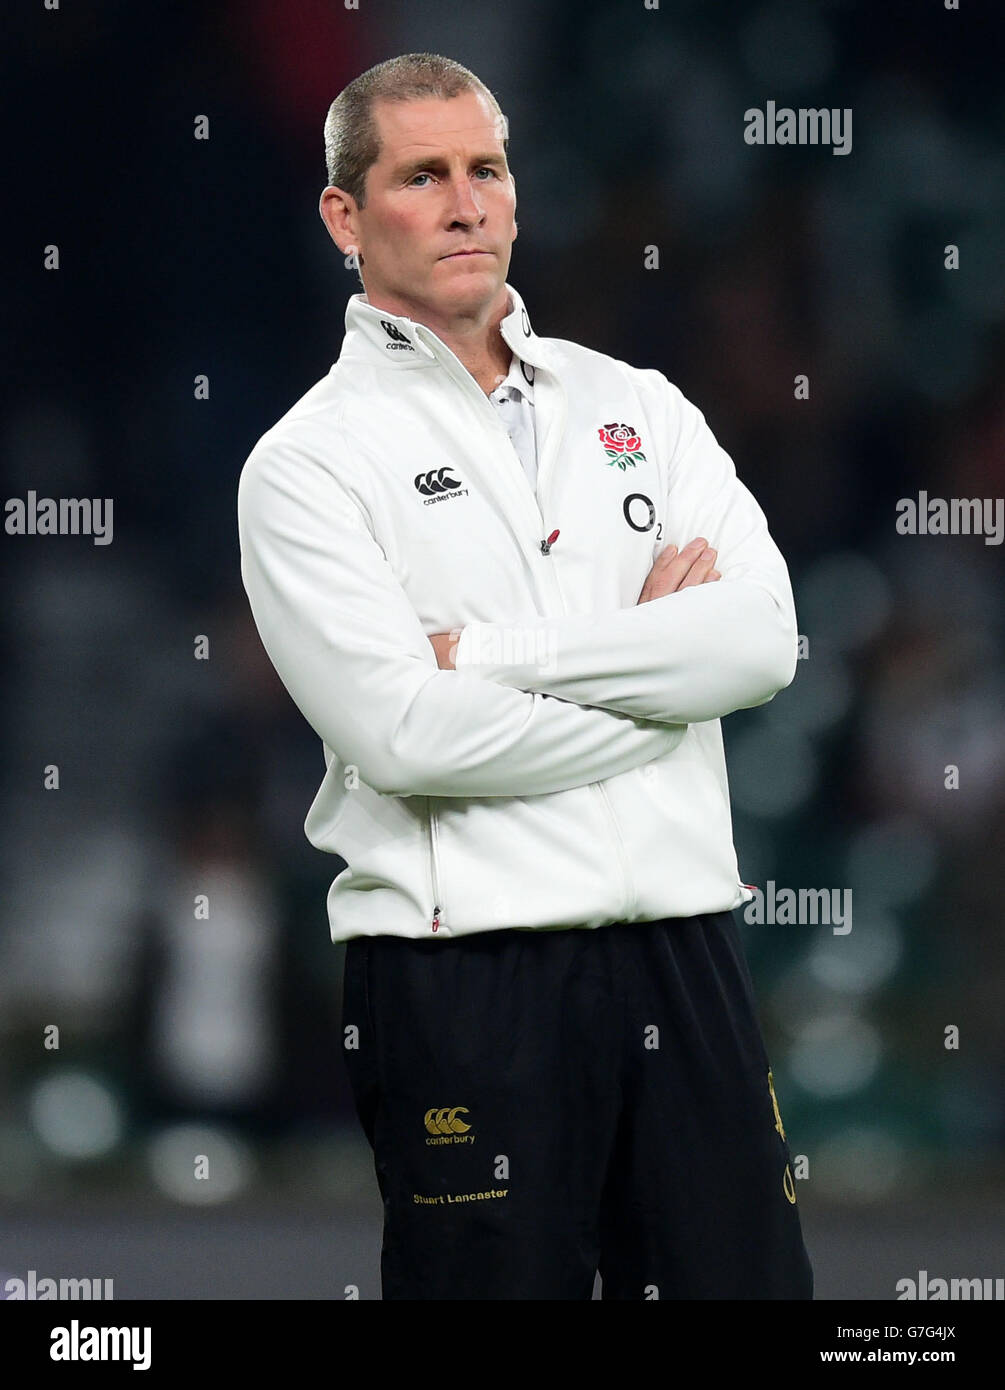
top-left (447, 177), bottom-right (486, 224)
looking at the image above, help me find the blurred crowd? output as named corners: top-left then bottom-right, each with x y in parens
top-left (1, 0), bottom-right (1002, 1207)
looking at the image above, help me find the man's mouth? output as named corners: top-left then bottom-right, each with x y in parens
top-left (441, 250), bottom-right (491, 259)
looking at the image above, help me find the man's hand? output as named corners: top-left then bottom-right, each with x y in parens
top-left (637, 536), bottom-right (720, 604)
top-left (428, 628), bottom-right (461, 670)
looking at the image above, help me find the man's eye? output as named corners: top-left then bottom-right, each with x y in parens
top-left (410, 169), bottom-right (497, 185)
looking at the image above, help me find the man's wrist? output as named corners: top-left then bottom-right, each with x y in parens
top-left (452, 623), bottom-right (479, 673)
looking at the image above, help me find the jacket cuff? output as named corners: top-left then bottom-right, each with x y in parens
top-left (452, 622), bottom-right (491, 677)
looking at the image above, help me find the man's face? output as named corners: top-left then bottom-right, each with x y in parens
top-left (332, 90), bottom-right (517, 320)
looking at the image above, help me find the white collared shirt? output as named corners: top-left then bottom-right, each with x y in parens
top-left (488, 350), bottom-right (538, 492)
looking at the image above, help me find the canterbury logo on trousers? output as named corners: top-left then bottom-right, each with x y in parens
top-left (424, 1106), bottom-right (472, 1135)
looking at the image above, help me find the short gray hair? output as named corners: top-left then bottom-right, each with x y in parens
top-left (323, 52), bottom-right (509, 209)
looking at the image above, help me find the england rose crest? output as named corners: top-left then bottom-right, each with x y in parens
top-left (598, 422), bottom-right (646, 469)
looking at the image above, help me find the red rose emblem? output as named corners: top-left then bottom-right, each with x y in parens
top-left (599, 423), bottom-right (641, 452)
top-left (597, 422), bottom-right (646, 470)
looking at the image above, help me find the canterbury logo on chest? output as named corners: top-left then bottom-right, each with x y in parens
top-left (414, 467), bottom-right (470, 505)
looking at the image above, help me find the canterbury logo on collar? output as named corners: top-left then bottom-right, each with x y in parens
top-left (380, 320), bottom-right (414, 351)
top-left (339, 283), bottom-right (552, 373)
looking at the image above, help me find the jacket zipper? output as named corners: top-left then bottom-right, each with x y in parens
top-left (511, 381), bottom-right (637, 918)
top-left (417, 333), bottom-right (638, 927)
top-left (428, 798), bottom-right (444, 932)
top-left (595, 781), bottom-right (636, 921)
top-left (417, 324), bottom-right (558, 569)
top-left (483, 384), bottom-right (639, 924)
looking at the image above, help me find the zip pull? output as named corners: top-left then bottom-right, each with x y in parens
top-left (540, 528), bottom-right (560, 555)
top-left (431, 905), bottom-right (441, 933)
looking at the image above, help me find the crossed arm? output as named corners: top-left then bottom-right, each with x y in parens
top-left (238, 440), bottom-right (686, 800)
top-left (428, 381), bottom-right (798, 729)
top-left (237, 378), bottom-right (796, 800)
top-left (429, 534), bottom-right (721, 667)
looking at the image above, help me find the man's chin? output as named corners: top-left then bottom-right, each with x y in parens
top-left (433, 260), bottom-right (504, 302)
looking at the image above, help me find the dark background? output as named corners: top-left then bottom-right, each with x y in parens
top-left (1, 0), bottom-right (1003, 1300)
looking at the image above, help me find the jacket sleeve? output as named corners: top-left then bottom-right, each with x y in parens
top-left (237, 435), bottom-right (684, 799)
top-left (452, 373), bottom-right (799, 725)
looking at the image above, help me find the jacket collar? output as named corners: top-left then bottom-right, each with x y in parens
top-left (338, 282), bottom-right (551, 376)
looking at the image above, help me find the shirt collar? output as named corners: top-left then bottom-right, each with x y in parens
top-left (337, 282), bottom-right (547, 385)
top-left (489, 342), bottom-right (536, 404)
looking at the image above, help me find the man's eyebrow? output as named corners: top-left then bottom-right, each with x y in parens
top-left (392, 153), bottom-right (508, 180)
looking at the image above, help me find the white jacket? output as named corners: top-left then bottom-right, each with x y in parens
top-left (237, 283), bottom-right (798, 942)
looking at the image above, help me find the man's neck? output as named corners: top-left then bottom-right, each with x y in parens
top-left (440, 320), bottom-right (512, 396)
top-left (363, 286), bottom-right (513, 396)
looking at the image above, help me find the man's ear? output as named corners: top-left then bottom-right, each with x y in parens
top-left (319, 185), bottom-right (358, 256)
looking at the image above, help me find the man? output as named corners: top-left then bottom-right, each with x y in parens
top-left (237, 52), bottom-right (813, 1301)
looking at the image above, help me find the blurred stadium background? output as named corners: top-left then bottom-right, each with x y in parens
top-left (2, 0), bottom-right (1003, 1298)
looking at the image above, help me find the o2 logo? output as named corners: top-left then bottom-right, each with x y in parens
top-left (623, 492), bottom-right (663, 538)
